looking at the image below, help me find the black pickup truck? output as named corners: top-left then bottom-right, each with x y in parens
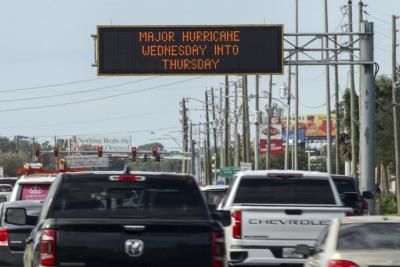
top-left (23, 171), bottom-right (229, 267)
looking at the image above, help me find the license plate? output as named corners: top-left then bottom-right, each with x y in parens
top-left (282, 248), bottom-right (304, 259)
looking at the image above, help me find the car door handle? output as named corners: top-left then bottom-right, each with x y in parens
top-left (26, 236), bottom-right (33, 244)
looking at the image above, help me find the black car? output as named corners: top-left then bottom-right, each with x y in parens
top-left (331, 175), bottom-right (372, 215)
top-left (0, 200), bottom-right (42, 267)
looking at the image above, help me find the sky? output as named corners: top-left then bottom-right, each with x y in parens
top-left (0, 0), bottom-right (397, 151)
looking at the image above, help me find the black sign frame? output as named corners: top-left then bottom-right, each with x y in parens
top-left (97, 25), bottom-right (283, 75)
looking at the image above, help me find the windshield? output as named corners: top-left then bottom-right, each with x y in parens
top-left (337, 223), bottom-right (400, 250)
top-left (234, 177), bottom-right (335, 205)
top-left (51, 179), bottom-right (208, 219)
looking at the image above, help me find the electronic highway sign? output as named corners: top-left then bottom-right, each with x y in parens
top-left (97, 25), bottom-right (283, 75)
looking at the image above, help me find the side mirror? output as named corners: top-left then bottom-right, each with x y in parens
top-left (295, 244), bottom-right (314, 257)
top-left (5, 208), bottom-right (27, 225)
top-left (343, 192), bottom-right (359, 206)
top-left (212, 210), bottom-right (231, 227)
top-left (362, 191), bottom-right (373, 199)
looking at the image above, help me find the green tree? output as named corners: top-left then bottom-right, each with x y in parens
top-left (0, 153), bottom-right (27, 176)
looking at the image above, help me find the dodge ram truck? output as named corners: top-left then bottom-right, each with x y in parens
top-left (23, 171), bottom-right (230, 267)
top-left (219, 170), bottom-right (352, 266)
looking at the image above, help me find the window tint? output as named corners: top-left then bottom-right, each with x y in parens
top-left (234, 177), bottom-right (335, 205)
top-left (51, 179), bottom-right (208, 219)
top-left (333, 179), bottom-right (357, 196)
top-left (203, 191), bottom-right (226, 206)
top-left (337, 223), bottom-right (400, 250)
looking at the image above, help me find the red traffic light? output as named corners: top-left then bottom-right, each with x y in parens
top-left (34, 145), bottom-right (40, 157)
top-left (152, 146), bottom-right (158, 153)
top-left (97, 146), bottom-right (103, 157)
top-left (132, 147), bottom-right (137, 153)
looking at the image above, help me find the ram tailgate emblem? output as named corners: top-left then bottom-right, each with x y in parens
top-left (125, 239), bottom-right (144, 257)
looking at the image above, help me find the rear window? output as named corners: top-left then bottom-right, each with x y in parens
top-left (51, 178), bottom-right (208, 219)
top-left (203, 190), bottom-right (226, 206)
top-left (333, 179), bottom-right (357, 195)
top-left (21, 184), bottom-right (51, 200)
top-left (0, 179), bottom-right (17, 186)
top-left (234, 177), bottom-right (335, 205)
top-left (337, 223), bottom-right (400, 250)
top-left (0, 185), bottom-right (12, 192)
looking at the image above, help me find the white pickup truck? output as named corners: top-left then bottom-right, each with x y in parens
top-left (219, 170), bottom-right (352, 266)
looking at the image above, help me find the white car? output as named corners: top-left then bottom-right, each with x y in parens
top-left (9, 175), bottom-right (56, 201)
top-left (298, 216), bottom-right (400, 267)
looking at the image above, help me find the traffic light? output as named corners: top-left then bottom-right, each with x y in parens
top-left (131, 147), bottom-right (137, 162)
top-left (34, 145), bottom-right (40, 158)
top-left (152, 146), bottom-right (158, 157)
top-left (143, 154), bottom-right (148, 162)
top-left (53, 146), bottom-right (59, 157)
top-left (97, 146), bottom-right (103, 157)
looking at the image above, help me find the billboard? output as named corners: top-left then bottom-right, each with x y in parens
top-left (259, 139), bottom-right (283, 155)
top-left (97, 25), bottom-right (283, 75)
top-left (260, 116), bottom-right (282, 140)
top-left (70, 136), bottom-right (131, 152)
top-left (281, 114), bottom-right (336, 140)
top-left (65, 155), bottom-right (110, 168)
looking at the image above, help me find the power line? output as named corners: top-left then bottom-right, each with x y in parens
top-left (0, 77), bottom-right (157, 103)
top-left (0, 77), bottom-right (202, 113)
top-left (0, 77), bottom-right (103, 93)
top-left (0, 109), bottom-right (176, 130)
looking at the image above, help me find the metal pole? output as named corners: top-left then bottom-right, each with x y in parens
top-left (307, 151), bottom-right (311, 171)
top-left (334, 35), bottom-right (340, 174)
top-left (190, 123), bottom-right (196, 175)
top-left (285, 70), bottom-right (292, 170)
top-left (392, 15), bottom-right (400, 214)
top-left (219, 87), bottom-right (224, 167)
top-left (294, 0), bottom-right (299, 170)
top-left (266, 75), bottom-right (273, 169)
top-left (211, 88), bottom-right (219, 170)
top-left (224, 75), bottom-right (230, 167)
top-left (242, 75), bottom-right (248, 163)
top-left (234, 82), bottom-right (240, 167)
top-left (181, 98), bottom-right (188, 173)
top-left (324, 0), bottom-right (332, 174)
top-left (349, 0), bottom-right (358, 177)
top-left (254, 75), bottom-right (260, 169)
top-left (197, 124), bottom-right (201, 181)
top-left (244, 76), bottom-right (251, 164)
top-left (359, 21), bottom-right (376, 214)
top-left (205, 91), bottom-right (212, 184)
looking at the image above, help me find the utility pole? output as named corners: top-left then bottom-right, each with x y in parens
top-left (205, 91), bottom-right (212, 184)
top-left (224, 75), bottom-right (230, 167)
top-left (359, 21), bottom-right (376, 214)
top-left (392, 15), bottom-right (400, 214)
top-left (219, 87), bottom-right (224, 167)
top-left (294, 0), bottom-right (299, 170)
top-left (348, 0), bottom-right (358, 178)
top-left (190, 122), bottom-right (196, 175)
top-left (254, 75), bottom-right (260, 169)
top-left (242, 75), bottom-right (248, 163)
top-left (324, 0), bottom-right (332, 174)
top-left (284, 69), bottom-right (292, 170)
top-left (181, 98), bottom-right (188, 173)
top-left (334, 35), bottom-right (340, 174)
top-left (210, 87), bottom-right (219, 170)
top-left (243, 75), bottom-right (251, 164)
top-left (266, 75), bottom-right (273, 169)
top-left (234, 81), bottom-right (240, 167)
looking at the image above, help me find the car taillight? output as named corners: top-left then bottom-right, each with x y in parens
top-left (345, 211), bottom-right (353, 216)
top-left (362, 200), bottom-right (368, 214)
top-left (232, 210), bottom-right (242, 239)
top-left (0, 228), bottom-right (8, 246)
top-left (328, 260), bottom-right (359, 267)
top-left (211, 231), bottom-right (225, 267)
top-left (109, 175), bottom-right (146, 182)
top-left (40, 230), bottom-right (56, 267)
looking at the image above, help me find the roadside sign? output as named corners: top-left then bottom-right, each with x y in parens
top-left (97, 25), bottom-right (283, 75)
top-left (65, 155), bottom-right (109, 168)
top-left (216, 179), bottom-right (225, 185)
top-left (219, 166), bottom-right (241, 177)
top-left (240, 162), bottom-right (252, 171)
